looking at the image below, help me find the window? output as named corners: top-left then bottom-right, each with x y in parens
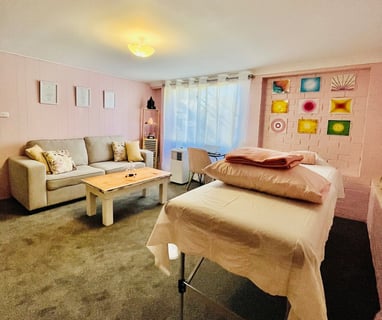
top-left (162, 73), bottom-right (251, 171)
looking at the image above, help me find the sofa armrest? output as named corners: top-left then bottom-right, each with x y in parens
top-left (8, 156), bottom-right (47, 211)
top-left (140, 149), bottom-right (154, 168)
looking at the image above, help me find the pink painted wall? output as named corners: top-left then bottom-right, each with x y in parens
top-left (250, 63), bottom-right (382, 221)
top-left (0, 52), bottom-right (153, 200)
top-left (2, 50), bottom-right (382, 223)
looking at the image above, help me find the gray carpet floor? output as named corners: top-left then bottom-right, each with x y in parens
top-left (0, 182), bottom-right (379, 320)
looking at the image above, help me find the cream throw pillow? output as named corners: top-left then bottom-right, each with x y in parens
top-left (43, 150), bottom-right (75, 175)
top-left (112, 141), bottom-right (127, 161)
top-left (25, 144), bottom-right (50, 173)
top-left (125, 141), bottom-right (144, 162)
top-left (203, 160), bottom-right (331, 204)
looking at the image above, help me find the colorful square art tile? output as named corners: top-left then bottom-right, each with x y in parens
top-left (330, 98), bottom-right (352, 114)
top-left (327, 120), bottom-right (351, 136)
top-left (298, 119), bottom-right (318, 134)
top-left (300, 77), bottom-right (321, 92)
top-left (299, 99), bottom-right (319, 114)
top-left (272, 79), bottom-right (290, 94)
top-left (331, 74), bottom-right (356, 91)
top-left (271, 100), bottom-right (288, 113)
top-left (270, 118), bottom-right (287, 133)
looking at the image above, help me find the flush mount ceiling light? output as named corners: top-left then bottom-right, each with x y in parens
top-left (128, 41), bottom-right (155, 58)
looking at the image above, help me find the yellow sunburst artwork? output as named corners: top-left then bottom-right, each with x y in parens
top-left (298, 119), bottom-right (318, 134)
top-left (271, 100), bottom-right (288, 113)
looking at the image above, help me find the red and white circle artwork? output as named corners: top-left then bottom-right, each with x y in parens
top-left (299, 99), bottom-right (319, 114)
top-left (271, 118), bottom-right (286, 133)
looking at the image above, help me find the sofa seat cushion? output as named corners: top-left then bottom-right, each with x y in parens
top-left (90, 161), bottom-right (145, 174)
top-left (46, 165), bottom-right (104, 191)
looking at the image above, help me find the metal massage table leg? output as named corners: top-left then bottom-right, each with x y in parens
top-left (179, 252), bottom-right (186, 320)
top-left (178, 252), bottom-right (247, 320)
top-left (179, 252), bottom-right (205, 320)
top-left (178, 252), bottom-right (291, 320)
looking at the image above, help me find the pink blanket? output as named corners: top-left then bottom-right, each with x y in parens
top-left (225, 147), bottom-right (304, 169)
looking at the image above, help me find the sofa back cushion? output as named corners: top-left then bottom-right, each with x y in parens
top-left (84, 135), bottom-right (125, 163)
top-left (26, 138), bottom-right (88, 166)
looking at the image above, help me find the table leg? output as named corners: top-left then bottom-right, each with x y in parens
top-left (102, 198), bottom-right (114, 226)
top-left (159, 181), bottom-right (168, 204)
top-left (142, 188), bottom-right (147, 198)
top-left (86, 188), bottom-right (97, 216)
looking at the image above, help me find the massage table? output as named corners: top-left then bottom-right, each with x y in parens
top-left (147, 162), bottom-right (344, 320)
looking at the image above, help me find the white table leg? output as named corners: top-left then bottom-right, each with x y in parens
top-left (102, 198), bottom-right (114, 226)
top-left (159, 181), bottom-right (168, 204)
top-left (142, 188), bottom-right (147, 198)
top-left (86, 188), bottom-right (97, 216)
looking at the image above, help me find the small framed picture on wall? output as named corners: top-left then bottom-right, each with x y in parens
top-left (75, 86), bottom-right (91, 107)
top-left (300, 77), bottom-right (321, 93)
top-left (40, 80), bottom-right (58, 105)
top-left (103, 90), bottom-right (115, 109)
top-left (272, 79), bottom-right (290, 94)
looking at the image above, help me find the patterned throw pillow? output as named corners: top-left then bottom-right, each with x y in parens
top-left (112, 141), bottom-right (127, 161)
top-left (43, 150), bottom-right (75, 174)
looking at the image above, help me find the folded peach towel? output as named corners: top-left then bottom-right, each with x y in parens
top-left (225, 147), bottom-right (304, 169)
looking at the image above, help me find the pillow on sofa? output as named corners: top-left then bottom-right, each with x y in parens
top-left (203, 160), bottom-right (331, 204)
top-left (112, 141), bottom-right (127, 161)
top-left (43, 150), bottom-right (76, 175)
top-left (25, 144), bottom-right (50, 173)
top-left (126, 141), bottom-right (144, 162)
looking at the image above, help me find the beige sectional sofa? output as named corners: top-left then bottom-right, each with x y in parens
top-left (8, 135), bottom-right (154, 211)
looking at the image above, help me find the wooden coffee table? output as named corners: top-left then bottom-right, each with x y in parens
top-left (82, 167), bottom-right (171, 226)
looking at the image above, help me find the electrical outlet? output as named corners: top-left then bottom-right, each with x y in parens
top-left (0, 112), bottom-right (10, 118)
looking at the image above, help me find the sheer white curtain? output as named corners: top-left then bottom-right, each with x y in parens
top-left (162, 72), bottom-right (251, 171)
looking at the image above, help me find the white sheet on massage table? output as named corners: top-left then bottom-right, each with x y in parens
top-left (147, 163), bottom-right (344, 320)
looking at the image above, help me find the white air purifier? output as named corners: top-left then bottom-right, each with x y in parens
top-left (170, 148), bottom-right (189, 184)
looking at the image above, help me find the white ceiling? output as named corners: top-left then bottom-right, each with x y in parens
top-left (1, 0), bottom-right (382, 84)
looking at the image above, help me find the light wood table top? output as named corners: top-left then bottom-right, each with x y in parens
top-left (82, 167), bottom-right (171, 193)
